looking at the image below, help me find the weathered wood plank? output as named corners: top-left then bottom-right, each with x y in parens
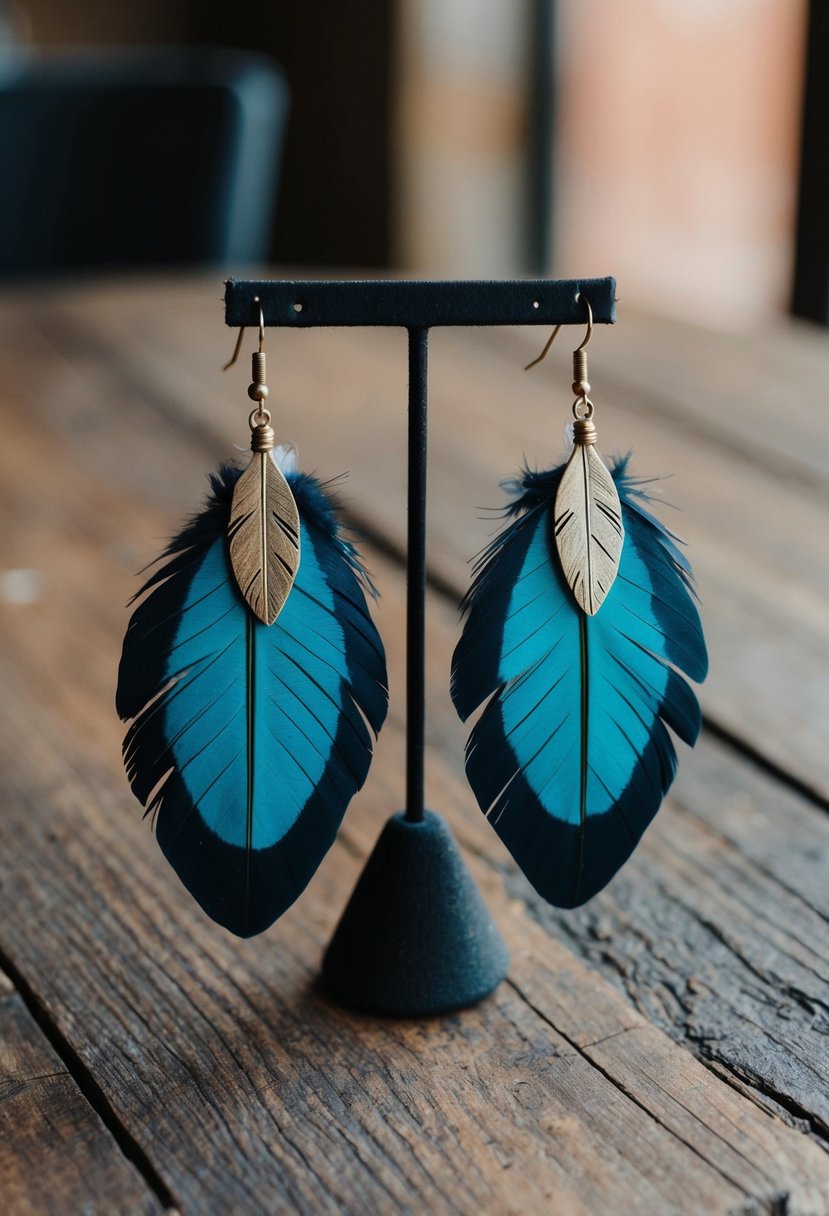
top-left (0, 971), bottom-right (164, 1216)
top-left (2, 662), bottom-right (829, 1215)
top-left (358, 486), bottom-right (829, 1144)
top-left (20, 279), bottom-right (827, 800)
top-left (508, 756), bottom-right (829, 1140)
top-left (0, 367), bottom-right (826, 1213)
top-left (0, 681), bottom-right (761, 1216)
top-left (0, 278), bottom-right (828, 1213)
top-left (407, 562), bottom-right (829, 1143)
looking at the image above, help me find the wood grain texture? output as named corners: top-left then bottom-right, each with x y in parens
top-left (0, 972), bottom-right (164, 1216)
top-left (0, 666), bottom-right (826, 1215)
top-left (0, 277), bottom-right (827, 1214)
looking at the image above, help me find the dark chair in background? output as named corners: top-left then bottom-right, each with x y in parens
top-left (0, 45), bottom-right (289, 275)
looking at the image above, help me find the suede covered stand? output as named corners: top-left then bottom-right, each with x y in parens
top-left (225, 279), bottom-right (616, 1017)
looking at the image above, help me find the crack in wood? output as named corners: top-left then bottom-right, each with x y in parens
top-left (702, 717), bottom-right (829, 817)
top-left (511, 861), bottom-right (829, 1149)
top-left (686, 1039), bottom-right (829, 1149)
top-left (0, 948), bottom-right (178, 1212)
top-left (505, 978), bottom-right (766, 1203)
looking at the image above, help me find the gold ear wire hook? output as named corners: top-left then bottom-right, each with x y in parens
top-left (222, 296), bottom-right (265, 371)
top-left (575, 293), bottom-right (593, 351)
top-left (223, 325), bottom-right (245, 372)
top-left (221, 298), bottom-right (270, 420)
top-left (524, 324), bottom-right (562, 371)
top-left (524, 293), bottom-right (593, 372)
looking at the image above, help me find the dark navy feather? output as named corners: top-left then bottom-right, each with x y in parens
top-left (451, 455), bottom-right (707, 908)
top-left (117, 464), bottom-right (388, 937)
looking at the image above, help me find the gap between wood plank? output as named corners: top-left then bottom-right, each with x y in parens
top-left (684, 1026), bottom-right (829, 1147)
top-left (515, 857), bottom-right (829, 1146)
top-left (0, 948), bottom-right (177, 1212)
top-left (700, 719), bottom-right (829, 817)
top-left (505, 979), bottom-right (769, 1200)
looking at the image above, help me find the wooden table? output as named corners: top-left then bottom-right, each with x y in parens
top-left (0, 275), bottom-right (827, 1215)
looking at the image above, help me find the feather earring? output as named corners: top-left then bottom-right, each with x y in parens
top-left (116, 304), bottom-right (388, 937)
top-left (451, 297), bottom-right (707, 908)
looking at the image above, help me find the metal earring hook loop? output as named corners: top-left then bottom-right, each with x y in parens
top-left (222, 296), bottom-right (266, 371)
top-left (575, 293), bottom-right (593, 352)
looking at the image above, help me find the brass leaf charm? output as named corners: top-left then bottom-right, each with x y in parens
top-left (553, 444), bottom-right (624, 615)
top-left (228, 451), bottom-right (300, 625)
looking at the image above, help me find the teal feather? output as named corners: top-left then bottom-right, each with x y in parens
top-left (116, 465), bottom-right (388, 937)
top-left (451, 455), bottom-right (707, 907)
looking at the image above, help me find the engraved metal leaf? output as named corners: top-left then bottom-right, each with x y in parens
top-left (553, 445), bottom-right (624, 615)
top-left (228, 452), bottom-right (300, 625)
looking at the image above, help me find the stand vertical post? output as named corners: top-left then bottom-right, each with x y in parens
top-left (322, 319), bottom-right (511, 1016)
top-left (406, 327), bottom-right (428, 824)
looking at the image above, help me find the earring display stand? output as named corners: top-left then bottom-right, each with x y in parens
top-left (225, 277), bottom-right (617, 1016)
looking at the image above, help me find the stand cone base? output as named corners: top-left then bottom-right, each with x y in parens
top-left (322, 810), bottom-right (509, 1017)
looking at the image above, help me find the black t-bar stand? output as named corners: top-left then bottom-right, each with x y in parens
top-left (225, 278), bottom-right (617, 1016)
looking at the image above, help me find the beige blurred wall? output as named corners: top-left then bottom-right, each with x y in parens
top-left (395, 0), bottom-right (532, 275)
top-left (553, 0), bottom-right (807, 326)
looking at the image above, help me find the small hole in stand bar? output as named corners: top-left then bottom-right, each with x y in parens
top-left (532, 300), bottom-right (540, 309)
top-left (293, 302), bottom-right (303, 313)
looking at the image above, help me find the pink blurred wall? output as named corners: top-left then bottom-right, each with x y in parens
top-left (553, 0), bottom-right (808, 327)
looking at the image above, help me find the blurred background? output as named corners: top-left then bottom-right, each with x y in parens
top-left (0, 0), bottom-right (823, 329)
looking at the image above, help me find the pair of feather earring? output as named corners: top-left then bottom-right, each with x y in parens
top-left (116, 300), bottom-right (707, 938)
